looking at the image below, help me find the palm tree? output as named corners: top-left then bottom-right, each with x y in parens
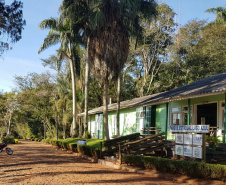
top-left (60, 0), bottom-right (157, 140)
top-left (38, 18), bottom-right (81, 137)
top-left (206, 7), bottom-right (226, 24)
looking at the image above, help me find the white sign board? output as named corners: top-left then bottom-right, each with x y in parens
top-left (184, 134), bottom-right (193, 145)
top-left (175, 134), bottom-right (183, 144)
top-left (175, 145), bottom-right (183, 156)
top-left (193, 134), bottom-right (203, 146)
top-left (184, 146), bottom-right (192, 157)
top-left (170, 125), bottom-right (209, 133)
top-left (193, 147), bottom-right (202, 159)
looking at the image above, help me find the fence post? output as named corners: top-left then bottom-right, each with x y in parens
top-left (100, 142), bottom-right (102, 159)
top-left (202, 133), bottom-right (206, 163)
top-left (118, 142), bottom-right (122, 165)
top-left (160, 134), bottom-right (163, 157)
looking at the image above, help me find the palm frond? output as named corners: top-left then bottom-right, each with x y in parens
top-left (38, 33), bottom-right (61, 54)
top-left (38, 18), bottom-right (58, 30)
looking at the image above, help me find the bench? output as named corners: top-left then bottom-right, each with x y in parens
top-left (141, 127), bottom-right (161, 136)
top-left (104, 133), bottom-right (141, 154)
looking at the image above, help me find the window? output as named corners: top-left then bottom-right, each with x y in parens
top-left (182, 106), bottom-right (193, 125)
top-left (171, 106), bottom-right (193, 125)
top-left (139, 111), bottom-right (144, 118)
top-left (171, 107), bottom-right (181, 125)
top-left (219, 101), bottom-right (225, 131)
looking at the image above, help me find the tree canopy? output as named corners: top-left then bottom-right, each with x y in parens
top-left (0, 0), bottom-right (26, 56)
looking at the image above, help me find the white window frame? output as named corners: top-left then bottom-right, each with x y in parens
top-left (219, 101), bottom-right (225, 136)
top-left (181, 105), bottom-right (193, 125)
top-left (171, 105), bottom-right (193, 125)
top-left (171, 106), bottom-right (182, 125)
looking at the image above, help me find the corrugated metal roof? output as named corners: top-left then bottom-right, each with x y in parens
top-left (80, 73), bottom-right (226, 116)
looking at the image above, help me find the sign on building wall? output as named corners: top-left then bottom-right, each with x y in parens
top-left (170, 125), bottom-right (209, 133)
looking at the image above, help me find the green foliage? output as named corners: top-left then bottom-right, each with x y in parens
top-left (0, 0), bottom-right (26, 56)
top-left (68, 143), bottom-right (77, 152)
top-left (206, 7), bottom-right (226, 24)
top-left (15, 122), bottom-right (32, 139)
top-left (206, 136), bottom-right (220, 151)
top-left (85, 131), bottom-right (91, 139)
top-left (77, 145), bottom-right (101, 158)
top-left (42, 138), bottom-right (103, 158)
top-left (2, 135), bottom-right (15, 144)
top-left (122, 155), bottom-right (226, 181)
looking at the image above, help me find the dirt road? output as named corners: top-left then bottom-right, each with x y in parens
top-left (0, 140), bottom-right (224, 185)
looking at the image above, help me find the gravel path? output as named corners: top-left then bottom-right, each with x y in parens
top-left (0, 140), bottom-right (224, 185)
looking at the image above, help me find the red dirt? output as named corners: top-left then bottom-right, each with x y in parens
top-left (0, 140), bottom-right (224, 185)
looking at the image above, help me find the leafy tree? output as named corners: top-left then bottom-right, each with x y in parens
top-left (4, 93), bottom-right (17, 135)
top-left (0, 0), bottom-right (26, 56)
top-left (15, 73), bottom-right (56, 139)
top-left (38, 18), bottom-right (82, 137)
top-left (60, 0), bottom-right (157, 140)
top-left (129, 3), bottom-right (176, 96)
top-left (167, 19), bottom-right (207, 86)
top-left (206, 7), bottom-right (226, 24)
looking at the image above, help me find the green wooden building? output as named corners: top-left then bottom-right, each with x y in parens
top-left (80, 73), bottom-right (226, 142)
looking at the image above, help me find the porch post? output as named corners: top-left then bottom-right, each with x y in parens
top-left (224, 93), bottom-right (226, 143)
top-left (187, 99), bottom-right (191, 125)
top-left (89, 116), bottom-right (91, 133)
top-left (144, 107), bottom-right (146, 129)
top-left (165, 103), bottom-right (169, 140)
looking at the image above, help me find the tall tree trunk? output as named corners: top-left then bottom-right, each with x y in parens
top-left (116, 73), bottom-right (121, 136)
top-left (55, 97), bottom-right (59, 140)
top-left (140, 72), bottom-right (148, 97)
top-left (103, 79), bottom-right (110, 140)
top-left (7, 112), bottom-right (12, 135)
top-left (56, 111), bottom-right (59, 140)
top-left (84, 49), bottom-right (90, 137)
top-left (79, 117), bottom-right (82, 138)
top-left (63, 122), bottom-right (66, 139)
top-left (69, 59), bottom-right (78, 137)
top-left (44, 119), bottom-right (47, 139)
top-left (68, 41), bottom-right (78, 137)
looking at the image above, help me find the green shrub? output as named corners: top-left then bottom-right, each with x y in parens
top-left (42, 138), bottom-right (102, 158)
top-left (77, 145), bottom-right (100, 158)
top-left (78, 145), bottom-right (92, 156)
top-left (3, 135), bottom-right (15, 144)
top-left (85, 131), bottom-right (91, 139)
top-left (61, 141), bottom-right (69, 149)
top-left (50, 139), bottom-right (58, 146)
top-left (42, 138), bottom-right (51, 144)
top-left (122, 155), bottom-right (226, 181)
top-left (34, 138), bottom-right (39, 141)
top-left (69, 143), bottom-right (77, 152)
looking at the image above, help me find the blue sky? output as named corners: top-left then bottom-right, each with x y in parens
top-left (0, 0), bottom-right (62, 92)
top-left (0, 0), bottom-right (225, 92)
